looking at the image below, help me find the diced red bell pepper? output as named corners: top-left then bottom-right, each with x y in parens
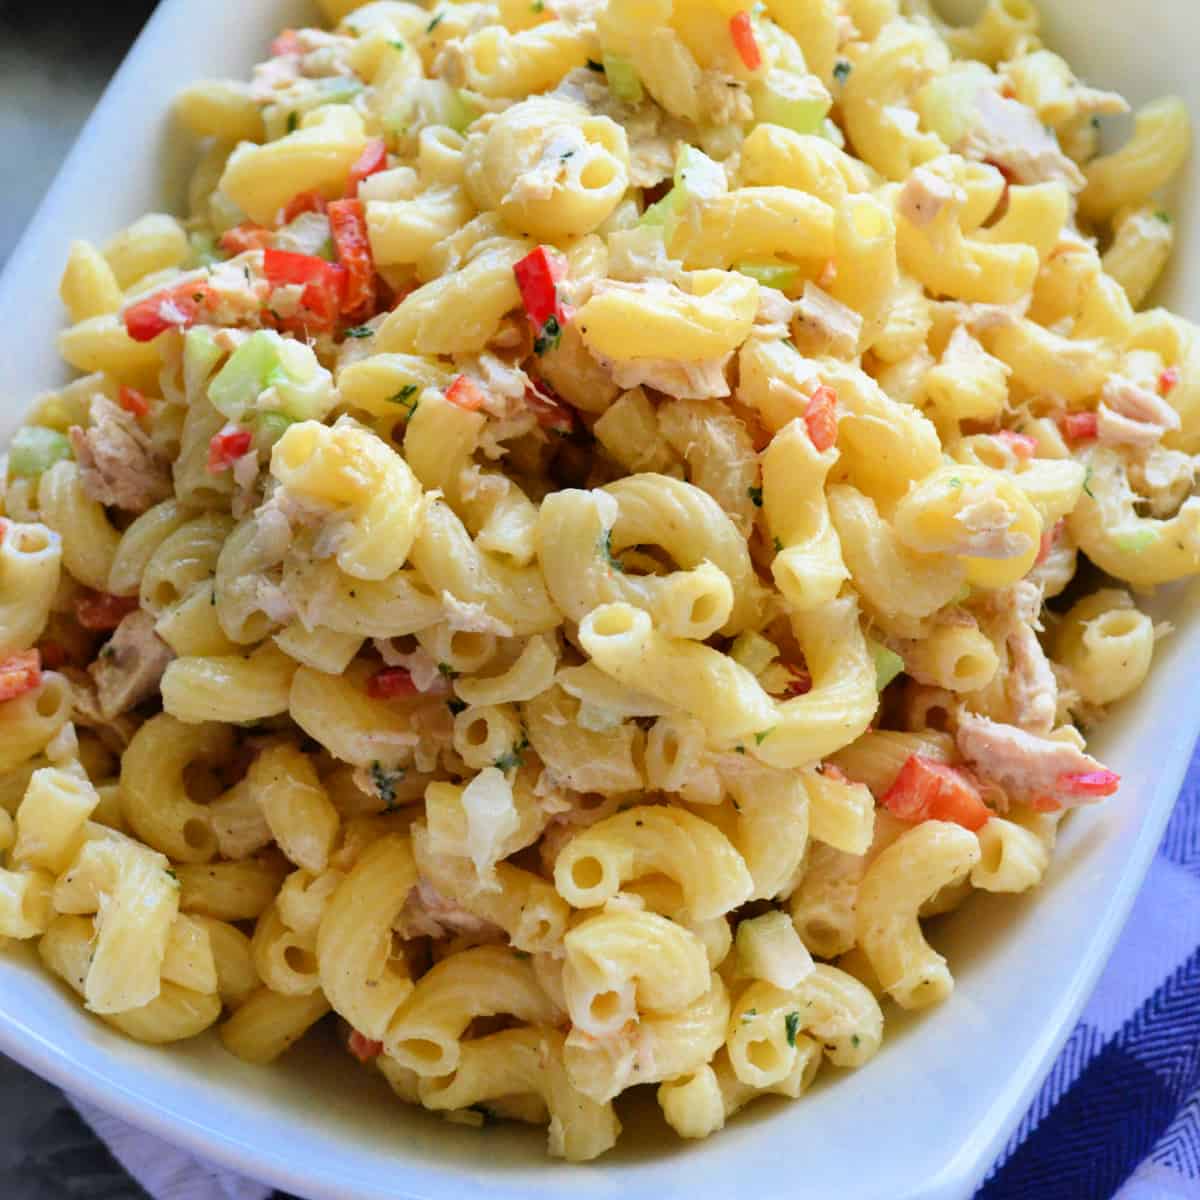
top-left (804, 385), bottom-right (838, 452)
top-left (1159, 366), bottom-right (1181, 395)
top-left (367, 667), bottom-right (418, 699)
top-left (1035, 518), bottom-right (1064, 566)
top-left (1059, 411), bottom-right (1098, 443)
top-left (0, 650), bottom-right (42, 703)
top-left (446, 375), bottom-right (487, 412)
top-left (994, 430), bottom-right (1036, 459)
top-left (881, 755), bottom-right (991, 831)
top-left (282, 190), bottom-right (328, 224)
top-left (729, 11), bottom-right (762, 71)
top-left (514, 246), bottom-right (569, 329)
top-left (117, 385), bottom-right (151, 419)
top-left (348, 1030), bottom-right (383, 1062)
top-left (347, 138), bottom-right (388, 197)
top-left (219, 222), bottom-right (274, 257)
top-left (207, 428), bottom-right (254, 474)
top-left (263, 248), bottom-right (347, 331)
top-left (327, 198), bottom-right (376, 318)
top-left (270, 29), bottom-right (303, 57)
top-left (524, 383), bottom-right (576, 435)
top-left (781, 662), bottom-right (812, 697)
top-left (75, 591), bottom-right (139, 632)
top-left (1056, 769), bottom-right (1120, 798)
top-left (37, 641), bottom-right (66, 670)
top-left (124, 281), bottom-right (215, 342)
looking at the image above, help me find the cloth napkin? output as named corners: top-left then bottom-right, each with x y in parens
top-left (67, 738), bottom-right (1200, 1200)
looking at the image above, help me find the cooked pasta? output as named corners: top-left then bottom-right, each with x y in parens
top-left (0, 0), bottom-right (1193, 1163)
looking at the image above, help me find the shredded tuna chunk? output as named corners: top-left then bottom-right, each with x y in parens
top-left (955, 710), bottom-right (1109, 808)
top-left (441, 593), bottom-right (514, 638)
top-left (1128, 446), bottom-right (1197, 519)
top-left (954, 481), bottom-right (1034, 559)
top-left (599, 353), bottom-right (732, 400)
top-left (62, 667), bottom-right (138, 750)
top-left (1001, 585), bottom-right (1058, 734)
top-left (898, 167), bottom-right (964, 228)
top-left (88, 610), bottom-right (175, 720)
top-left (69, 397), bottom-right (172, 513)
top-left (791, 283), bottom-right (863, 359)
top-left (394, 878), bottom-right (505, 941)
top-left (958, 88), bottom-right (1086, 191)
top-left (1095, 375), bottom-right (1182, 447)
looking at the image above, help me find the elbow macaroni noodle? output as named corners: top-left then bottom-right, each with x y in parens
top-left (0, 0), bottom-right (1193, 1162)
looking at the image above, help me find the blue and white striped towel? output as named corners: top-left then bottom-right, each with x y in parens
top-left (69, 736), bottom-right (1200, 1200)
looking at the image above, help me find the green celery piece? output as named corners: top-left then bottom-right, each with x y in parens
top-left (7, 427), bottom-right (71, 479)
top-left (736, 261), bottom-right (800, 290)
top-left (207, 331), bottom-right (280, 421)
top-left (1114, 528), bottom-right (1159, 554)
top-left (603, 54), bottom-right (643, 104)
top-left (254, 411), bottom-right (295, 455)
top-left (445, 89), bottom-right (480, 133)
top-left (267, 337), bottom-right (335, 422)
top-left (868, 640), bottom-right (905, 692)
top-left (184, 328), bottom-right (224, 402)
top-left (318, 77), bottom-right (364, 105)
top-left (639, 145), bottom-right (724, 240)
top-left (752, 71), bottom-right (831, 136)
top-left (187, 231), bottom-right (224, 268)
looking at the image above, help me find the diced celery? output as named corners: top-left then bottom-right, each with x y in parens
top-left (7, 427), bottom-right (71, 479)
top-left (736, 261), bottom-right (801, 290)
top-left (267, 337), bottom-right (335, 422)
top-left (317, 77), bottom-right (365, 105)
top-left (603, 54), bottom-right (643, 104)
top-left (673, 144), bottom-right (725, 200)
top-left (253, 411), bottom-right (295, 455)
top-left (208, 331), bottom-right (281, 421)
top-left (445, 89), bottom-right (480, 133)
top-left (187, 231), bottom-right (224, 269)
top-left (752, 70), bottom-right (832, 136)
top-left (1115, 528), bottom-right (1159, 554)
top-left (184, 328), bottom-right (224, 402)
top-left (639, 145), bottom-right (725, 240)
top-left (868, 640), bottom-right (905, 692)
top-left (730, 630), bottom-right (779, 676)
top-left (736, 911), bottom-right (814, 989)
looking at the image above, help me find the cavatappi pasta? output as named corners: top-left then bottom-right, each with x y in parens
top-left (0, 0), bottom-right (1194, 1162)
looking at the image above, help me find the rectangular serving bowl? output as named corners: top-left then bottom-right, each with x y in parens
top-left (0, 1), bottom-right (1197, 1197)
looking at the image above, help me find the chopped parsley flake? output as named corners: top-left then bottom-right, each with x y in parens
top-left (833, 60), bottom-right (852, 83)
top-left (369, 760), bottom-right (405, 808)
top-left (754, 727), bottom-right (775, 745)
top-left (735, 744), bottom-right (746, 754)
top-left (531, 0), bottom-right (545, 11)
top-left (286, 111), bottom-right (299, 134)
top-left (1082, 465), bottom-right (1095, 499)
top-left (586, 58), bottom-right (604, 72)
top-left (598, 528), bottom-right (625, 572)
top-left (948, 476), bottom-right (963, 489)
top-left (747, 485), bottom-right (763, 507)
top-left (426, 12), bottom-right (444, 32)
top-left (165, 868), bottom-right (178, 883)
top-left (447, 697), bottom-right (468, 715)
top-left (344, 325), bottom-right (374, 339)
top-left (388, 384), bottom-right (420, 419)
top-left (494, 737), bottom-right (529, 773)
top-left (784, 1011), bottom-right (801, 1047)
top-left (741, 1008), bottom-right (758, 1022)
top-left (389, 38), bottom-right (406, 50)
top-left (1156, 210), bottom-right (1172, 224)
top-left (437, 661), bottom-right (459, 679)
top-left (533, 314), bottom-right (563, 355)
top-left (772, 535), bottom-right (784, 553)
top-left (851, 1034), bottom-right (861, 1047)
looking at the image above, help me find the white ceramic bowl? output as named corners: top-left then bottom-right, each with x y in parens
top-left (1, 2), bottom-right (1197, 1197)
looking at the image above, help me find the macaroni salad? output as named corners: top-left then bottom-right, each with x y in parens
top-left (1, 0), bottom-right (1196, 1161)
